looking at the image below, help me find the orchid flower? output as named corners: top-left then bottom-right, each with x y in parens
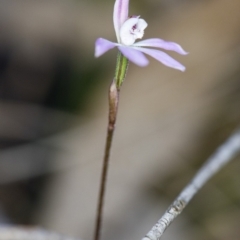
top-left (95, 0), bottom-right (187, 71)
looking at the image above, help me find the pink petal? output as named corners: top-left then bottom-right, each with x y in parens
top-left (95, 38), bottom-right (117, 57)
top-left (118, 46), bottom-right (149, 67)
top-left (113, 0), bottom-right (129, 42)
top-left (134, 47), bottom-right (186, 71)
top-left (133, 38), bottom-right (188, 55)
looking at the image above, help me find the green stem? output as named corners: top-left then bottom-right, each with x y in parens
top-left (93, 52), bottom-right (129, 240)
top-left (115, 51), bottom-right (129, 89)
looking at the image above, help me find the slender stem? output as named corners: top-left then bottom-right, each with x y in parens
top-left (94, 52), bottom-right (128, 240)
top-left (115, 51), bottom-right (129, 89)
top-left (142, 128), bottom-right (240, 240)
top-left (94, 81), bottom-right (119, 240)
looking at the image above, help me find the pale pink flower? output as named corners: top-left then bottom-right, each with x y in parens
top-left (95, 0), bottom-right (187, 71)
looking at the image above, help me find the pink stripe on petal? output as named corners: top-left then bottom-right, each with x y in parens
top-left (133, 38), bottom-right (188, 55)
top-left (134, 47), bottom-right (185, 71)
top-left (118, 46), bottom-right (149, 67)
top-left (114, 0), bottom-right (129, 42)
top-left (95, 38), bottom-right (117, 57)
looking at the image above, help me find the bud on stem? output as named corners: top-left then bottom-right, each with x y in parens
top-left (109, 81), bottom-right (119, 128)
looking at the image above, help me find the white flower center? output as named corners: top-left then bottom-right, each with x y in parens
top-left (119, 17), bottom-right (148, 46)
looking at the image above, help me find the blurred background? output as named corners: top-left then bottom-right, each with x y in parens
top-left (0, 0), bottom-right (240, 239)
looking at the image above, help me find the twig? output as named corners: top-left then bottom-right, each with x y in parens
top-left (94, 81), bottom-right (119, 240)
top-left (143, 128), bottom-right (240, 240)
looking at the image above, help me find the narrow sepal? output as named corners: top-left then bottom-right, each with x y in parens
top-left (118, 46), bottom-right (149, 67)
top-left (133, 38), bottom-right (188, 55)
top-left (95, 38), bottom-right (117, 57)
top-left (134, 47), bottom-right (186, 71)
top-left (113, 0), bottom-right (129, 42)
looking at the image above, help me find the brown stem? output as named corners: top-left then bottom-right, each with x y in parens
top-left (94, 81), bottom-right (119, 240)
